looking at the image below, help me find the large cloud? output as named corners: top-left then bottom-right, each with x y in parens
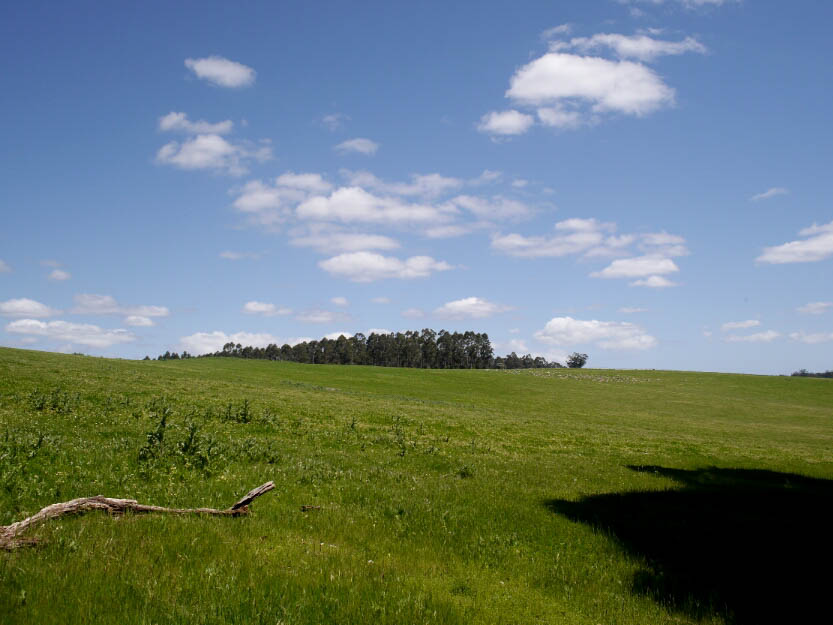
top-left (480, 28), bottom-right (708, 136)
top-left (508, 53), bottom-right (674, 116)
top-left (535, 316), bottom-right (657, 350)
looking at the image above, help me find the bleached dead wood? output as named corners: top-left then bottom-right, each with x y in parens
top-left (1, 481), bottom-right (275, 550)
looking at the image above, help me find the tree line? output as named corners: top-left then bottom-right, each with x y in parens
top-left (150, 330), bottom-right (582, 369)
top-left (791, 369), bottom-right (833, 378)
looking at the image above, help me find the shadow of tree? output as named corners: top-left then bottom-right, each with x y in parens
top-left (545, 466), bottom-right (833, 624)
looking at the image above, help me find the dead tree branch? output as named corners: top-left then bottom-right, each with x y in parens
top-left (1, 481), bottom-right (275, 550)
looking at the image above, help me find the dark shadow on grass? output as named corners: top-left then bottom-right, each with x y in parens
top-left (545, 466), bottom-right (833, 624)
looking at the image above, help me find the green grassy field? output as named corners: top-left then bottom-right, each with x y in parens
top-left (1, 347), bottom-right (832, 624)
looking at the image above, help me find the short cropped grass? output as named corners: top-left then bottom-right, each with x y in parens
top-left (1, 347), bottom-right (832, 624)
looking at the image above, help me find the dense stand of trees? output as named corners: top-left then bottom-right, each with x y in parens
top-left (791, 369), bottom-right (833, 378)
top-left (153, 330), bottom-right (565, 369)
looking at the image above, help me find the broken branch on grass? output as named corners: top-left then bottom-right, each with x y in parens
top-left (1, 481), bottom-right (275, 550)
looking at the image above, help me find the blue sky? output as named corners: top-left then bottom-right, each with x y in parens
top-left (1, 0), bottom-right (831, 374)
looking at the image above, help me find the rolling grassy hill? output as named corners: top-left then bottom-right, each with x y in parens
top-left (1, 347), bottom-right (832, 624)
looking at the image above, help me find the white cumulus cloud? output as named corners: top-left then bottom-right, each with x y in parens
top-left (6, 319), bottom-right (135, 348)
top-left (319, 252), bottom-right (452, 282)
top-left (242, 301), bottom-right (292, 316)
top-left (535, 316), bottom-right (657, 350)
top-left (434, 297), bottom-right (513, 319)
top-left (297, 187), bottom-right (455, 225)
top-left (156, 134), bottom-right (272, 176)
top-left (757, 221), bottom-right (833, 264)
top-left (592, 256), bottom-right (680, 279)
top-left (331, 297), bottom-right (349, 307)
top-left (477, 110), bottom-right (535, 136)
top-left (184, 56), bottom-right (255, 88)
top-left (0, 260), bottom-right (11, 273)
top-left (0, 298), bottom-right (60, 318)
top-left (48, 269), bottom-right (71, 281)
top-left (507, 52), bottom-right (675, 118)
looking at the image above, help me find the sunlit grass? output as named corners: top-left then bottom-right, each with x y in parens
top-left (1, 347), bottom-right (831, 624)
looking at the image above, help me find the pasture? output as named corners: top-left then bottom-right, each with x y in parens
top-left (1, 347), bottom-right (831, 624)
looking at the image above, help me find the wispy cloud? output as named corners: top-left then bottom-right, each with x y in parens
top-left (721, 320), bottom-right (760, 331)
top-left (757, 221), bottom-right (833, 264)
top-left (724, 330), bottom-right (780, 343)
top-left (797, 301), bottom-right (832, 315)
top-left (335, 138), bottom-right (379, 155)
top-left (750, 187), bottom-right (788, 202)
top-left (789, 331), bottom-right (833, 344)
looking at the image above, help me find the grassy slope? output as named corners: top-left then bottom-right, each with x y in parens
top-left (1, 347), bottom-right (831, 624)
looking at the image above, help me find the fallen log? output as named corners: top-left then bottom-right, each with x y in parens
top-left (1, 481), bottom-right (275, 550)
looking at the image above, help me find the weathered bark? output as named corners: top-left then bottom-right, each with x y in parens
top-left (1, 481), bottom-right (275, 550)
